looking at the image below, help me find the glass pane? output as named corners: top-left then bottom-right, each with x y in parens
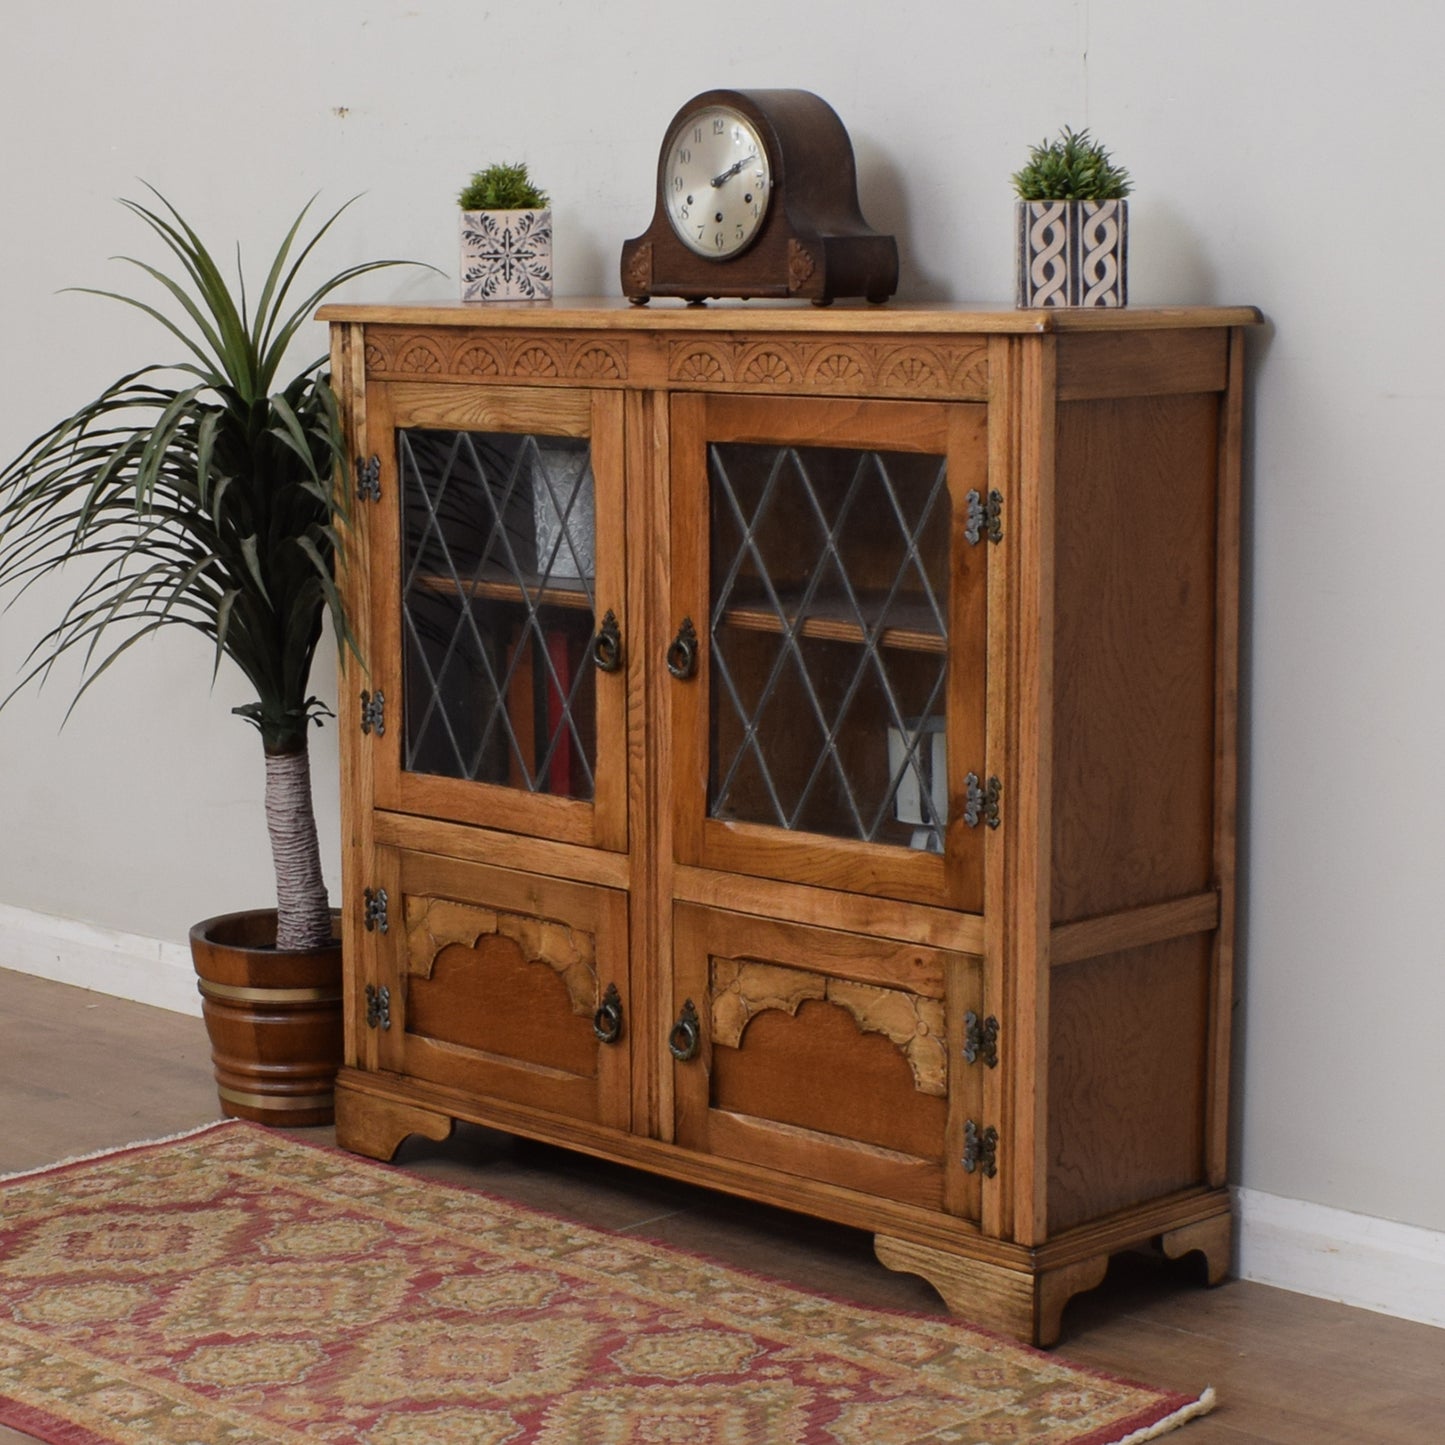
top-left (399, 428), bottom-right (597, 800)
top-left (708, 441), bottom-right (950, 849)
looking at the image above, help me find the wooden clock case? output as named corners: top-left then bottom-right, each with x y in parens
top-left (620, 88), bottom-right (899, 305)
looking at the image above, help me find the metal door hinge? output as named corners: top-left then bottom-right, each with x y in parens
top-left (963, 773), bottom-right (1002, 829)
top-left (365, 983), bottom-right (392, 1031)
top-left (965, 488), bottom-right (1003, 545)
top-left (356, 454), bottom-right (381, 502)
top-left (363, 886), bottom-right (389, 933)
top-left (963, 1011), bottom-right (1000, 1068)
top-left (360, 688), bottom-right (386, 736)
top-left (963, 1119), bottom-right (999, 1178)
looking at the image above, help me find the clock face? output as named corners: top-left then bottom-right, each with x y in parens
top-left (663, 105), bottom-right (772, 259)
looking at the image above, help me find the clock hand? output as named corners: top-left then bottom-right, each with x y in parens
top-left (710, 154), bottom-right (758, 188)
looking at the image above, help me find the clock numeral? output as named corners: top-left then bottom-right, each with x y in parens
top-left (678, 204), bottom-right (690, 220)
top-left (712, 118), bottom-right (726, 134)
top-left (678, 146), bottom-right (692, 165)
top-left (673, 175), bottom-right (684, 192)
top-left (693, 125), bottom-right (703, 143)
top-left (714, 230), bottom-right (726, 250)
top-left (735, 224), bottom-right (745, 241)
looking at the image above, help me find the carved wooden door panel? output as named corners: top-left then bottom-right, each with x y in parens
top-left (366, 848), bottom-right (631, 1131)
top-left (669, 903), bottom-right (983, 1218)
top-left (667, 392), bottom-right (991, 910)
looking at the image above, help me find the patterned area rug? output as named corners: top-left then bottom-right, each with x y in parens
top-left (0, 1122), bottom-right (1214, 1444)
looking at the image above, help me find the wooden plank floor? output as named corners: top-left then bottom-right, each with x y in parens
top-left (0, 967), bottom-right (1439, 1442)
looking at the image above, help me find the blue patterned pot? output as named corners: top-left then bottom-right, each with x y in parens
top-left (460, 207), bottom-right (553, 301)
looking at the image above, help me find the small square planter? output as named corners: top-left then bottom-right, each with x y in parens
top-left (460, 207), bottom-right (553, 301)
top-left (1016, 199), bottom-right (1127, 308)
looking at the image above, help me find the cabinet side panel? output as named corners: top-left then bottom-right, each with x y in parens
top-left (1051, 394), bottom-right (1220, 922)
top-left (1046, 934), bottom-right (1211, 1233)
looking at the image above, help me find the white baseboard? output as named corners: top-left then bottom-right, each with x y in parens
top-left (1234, 1186), bottom-right (1445, 1329)
top-left (3, 903), bottom-right (1443, 1329)
top-left (0, 903), bottom-right (200, 1018)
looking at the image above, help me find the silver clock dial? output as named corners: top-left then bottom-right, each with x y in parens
top-left (664, 105), bottom-right (772, 259)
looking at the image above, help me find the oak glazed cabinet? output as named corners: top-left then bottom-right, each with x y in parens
top-left (319, 298), bottom-right (1258, 1345)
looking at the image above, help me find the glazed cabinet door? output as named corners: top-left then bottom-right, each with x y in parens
top-left (365, 382), bottom-right (628, 852)
top-left (668, 394), bottom-right (990, 909)
top-left (669, 904), bottom-right (984, 1217)
top-left (362, 848), bottom-right (631, 1131)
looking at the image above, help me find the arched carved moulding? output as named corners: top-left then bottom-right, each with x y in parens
top-left (666, 338), bottom-right (988, 400)
top-left (709, 957), bottom-right (947, 1096)
top-left (364, 329), bottom-right (629, 384)
top-left (403, 895), bottom-right (598, 1017)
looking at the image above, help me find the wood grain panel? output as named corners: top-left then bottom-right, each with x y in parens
top-left (1051, 394), bottom-right (1220, 923)
top-left (711, 1000), bottom-right (947, 1160)
top-left (1047, 935), bottom-right (1211, 1233)
top-left (406, 934), bottom-right (598, 1077)
top-left (1055, 330), bottom-right (1228, 401)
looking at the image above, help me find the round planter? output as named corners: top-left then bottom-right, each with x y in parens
top-left (189, 908), bottom-right (343, 1127)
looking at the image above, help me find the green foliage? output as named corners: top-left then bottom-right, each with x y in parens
top-left (0, 189), bottom-right (412, 755)
top-left (458, 162), bottom-right (550, 211)
top-left (1011, 127), bottom-right (1132, 201)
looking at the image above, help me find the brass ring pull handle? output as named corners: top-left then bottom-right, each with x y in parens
top-left (667, 999), bottom-right (701, 1062)
top-left (666, 617), bottom-right (699, 680)
top-left (593, 982), bottom-right (624, 1044)
top-left (592, 610), bottom-right (623, 674)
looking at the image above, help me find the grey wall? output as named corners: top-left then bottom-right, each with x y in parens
top-left (1, 0), bottom-right (1441, 1233)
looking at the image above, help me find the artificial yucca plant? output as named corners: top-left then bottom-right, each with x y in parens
top-left (0, 191), bottom-right (410, 950)
top-left (458, 161), bottom-right (550, 210)
top-left (1012, 126), bottom-right (1133, 201)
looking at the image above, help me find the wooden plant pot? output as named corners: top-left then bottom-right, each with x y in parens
top-left (459, 207), bottom-right (553, 301)
top-left (1016, 199), bottom-right (1128, 308)
top-left (189, 909), bottom-right (343, 1127)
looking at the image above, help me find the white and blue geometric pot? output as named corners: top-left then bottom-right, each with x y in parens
top-left (1016, 199), bottom-right (1128, 308)
top-left (460, 208), bottom-right (553, 301)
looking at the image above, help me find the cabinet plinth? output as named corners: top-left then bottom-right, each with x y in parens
top-left (322, 298), bottom-right (1258, 1346)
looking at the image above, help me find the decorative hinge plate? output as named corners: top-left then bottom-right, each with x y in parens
top-left (963, 1011), bottom-right (1000, 1068)
top-left (363, 886), bottom-right (389, 933)
top-left (360, 688), bottom-right (386, 737)
top-left (365, 983), bottom-right (392, 1031)
top-left (963, 1119), bottom-right (999, 1178)
top-left (964, 488), bottom-right (1003, 545)
top-left (356, 454), bottom-right (381, 502)
top-left (963, 773), bottom-right (1002, 829)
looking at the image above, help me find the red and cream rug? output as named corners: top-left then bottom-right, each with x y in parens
top-left (0, 1122), bottom-right (1213, 1444)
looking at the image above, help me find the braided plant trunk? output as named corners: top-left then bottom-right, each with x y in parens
top-left (264, 742), bottom-right (334, 952)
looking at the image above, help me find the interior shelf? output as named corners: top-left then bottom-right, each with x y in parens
top-left (717, 587), bottom-right (947, 654)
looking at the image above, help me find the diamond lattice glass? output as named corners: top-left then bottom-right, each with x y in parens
top-left (708, 441), bottom-right (951, 849)
top-left (399, 428), bottom-right (597, 800)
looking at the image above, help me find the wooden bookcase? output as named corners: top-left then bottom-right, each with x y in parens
top-left (320, 298), bottom-right (1259, 1345)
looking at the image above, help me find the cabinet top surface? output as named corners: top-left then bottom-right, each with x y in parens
top-left (318, 296), bottom-right (1262, 334)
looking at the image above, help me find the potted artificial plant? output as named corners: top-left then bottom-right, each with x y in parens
top-left (458, 161), bottom-right (553, 301)
top-left (1014, 126), bottom-right (1132, 308)
top-left (0, 191), bottom-right (410, 1125)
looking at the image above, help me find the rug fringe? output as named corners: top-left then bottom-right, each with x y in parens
top-left (0, 1118), bottom-right (233, 1183)
top-left (1109, 1387), bottom-right (1216, 1443)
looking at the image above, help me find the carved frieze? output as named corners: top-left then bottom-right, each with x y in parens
top-left (365, 329), bottom-right (629, 385)
top-left (709, 957), bottom-right (947, 1096)
top-left (666, 337), bottom-right (988, 399)
top-left (403, 895), bottom-right (597, 1017)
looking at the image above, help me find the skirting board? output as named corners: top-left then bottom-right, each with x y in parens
top-left (1233, 1187), bottom-right (1445, 1330)
top-left (0, 902), bottom-right (200, 1019)
top-left (2, 903), bottom-right (1442, 1329)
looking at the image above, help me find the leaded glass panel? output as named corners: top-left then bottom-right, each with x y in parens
top-left (399, 428), bottom-right (597, 800)
top-left (708, 441), bottom-right (950, 849)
